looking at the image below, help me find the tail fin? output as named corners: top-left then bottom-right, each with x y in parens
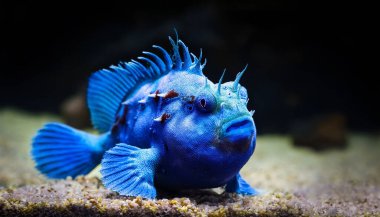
top-left (31, 123), bottom-right (106, 179)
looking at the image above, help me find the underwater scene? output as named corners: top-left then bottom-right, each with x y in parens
top-left (1, 2), bottom-right (378, 217)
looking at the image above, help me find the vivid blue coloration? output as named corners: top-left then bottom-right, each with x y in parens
top-left (31, 34), bottom-right (258, 199)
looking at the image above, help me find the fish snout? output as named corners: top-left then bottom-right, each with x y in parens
top-left (220, 117), bottom-right (254, 152)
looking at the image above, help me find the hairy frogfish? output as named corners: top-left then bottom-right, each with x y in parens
top-left (31, 34), bottom-right (258, 198)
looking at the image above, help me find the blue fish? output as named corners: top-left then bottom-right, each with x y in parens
top-left (31, 33), bottom-right (258, 199)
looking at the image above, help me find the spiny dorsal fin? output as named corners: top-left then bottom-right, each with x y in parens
top-left (87, 36), bottom-right (204, 132)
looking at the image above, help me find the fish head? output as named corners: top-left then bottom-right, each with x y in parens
top-left (215, 81), bottom-right (255, 153)
top-left (162, 66), bottom-right (255, 157)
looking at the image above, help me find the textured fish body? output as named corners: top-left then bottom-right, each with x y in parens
top-left (31, 34), bottom-right (258, 198)
top-left (113, 72), bottom-right (256, 189)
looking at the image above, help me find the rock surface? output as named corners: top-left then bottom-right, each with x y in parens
top-left (1, 109), bottom-right (379, 216)
top-left (291, 113), bottom-right (348, 151)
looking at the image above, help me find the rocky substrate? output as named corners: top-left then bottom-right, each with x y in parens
top-left (0, 177), bottom-right (310, 216)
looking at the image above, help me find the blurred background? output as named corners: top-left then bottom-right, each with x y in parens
top-left (1, 1), bottom-right (378, 150)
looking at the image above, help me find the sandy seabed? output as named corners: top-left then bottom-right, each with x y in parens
top-left (0, 109), bottom-right (379, 216)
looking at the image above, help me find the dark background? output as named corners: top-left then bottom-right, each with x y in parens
top-left (1, 2), bottom-right (377, 134)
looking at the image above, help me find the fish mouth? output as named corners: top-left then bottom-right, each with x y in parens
top-left (220, 116), bottom-right (254, 152)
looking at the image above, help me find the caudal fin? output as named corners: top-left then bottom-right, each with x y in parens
top-left (31, 123), bottom-right (106, 179)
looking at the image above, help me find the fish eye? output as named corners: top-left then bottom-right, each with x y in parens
top-left (195, 92), bottom-right (216, 113)
top-left (200, 99), bottom-right (206, 108)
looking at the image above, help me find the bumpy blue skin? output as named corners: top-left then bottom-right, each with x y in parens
top-left (31, 35), bottom-right (259, 199)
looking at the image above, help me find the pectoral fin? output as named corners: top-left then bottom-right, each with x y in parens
top-left (100, 143), bottom-right (160, 199)
top-left (225, 173), bottom-right (260, 196)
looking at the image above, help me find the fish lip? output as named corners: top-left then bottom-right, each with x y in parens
top-left (221, 116), bottom-right (253, 137)
top-left (218, 116), bottom-right (254, 152)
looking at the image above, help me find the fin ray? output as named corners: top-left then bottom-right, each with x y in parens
top-left (225, 173), bottom-right (260, 196)
top-left (100, 143), bottom-right (160, 199)
top-left (88, 36), bottom-right (203, 132)
top-left (31, 123), bottom-right (106, 179)
top-left (88, 49), bottom-right (173, 132)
